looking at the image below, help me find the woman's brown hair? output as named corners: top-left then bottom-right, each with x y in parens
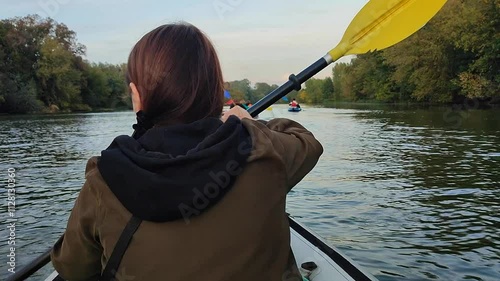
top-left (127, 23), bottom-right (224, 124)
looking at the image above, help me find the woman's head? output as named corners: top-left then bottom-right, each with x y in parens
top-left (127, 23), bottom-right (224, 125)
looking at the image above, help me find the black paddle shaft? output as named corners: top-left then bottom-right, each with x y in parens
top-left (6, 248), bottom-right (51, 281)
top-left (247, 57), bottom-right (329, 117)
top-left (6, 235), bottom-right (63, 281)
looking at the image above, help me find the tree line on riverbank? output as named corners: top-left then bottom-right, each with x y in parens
top-left (223, 0), bottom-right (499, 106)
top-left (0, 16), bottom-right (130, 113)
top-left (1, 0), bottom-right (498, 114)
top-left (324, 0), bottom-right (499, 104)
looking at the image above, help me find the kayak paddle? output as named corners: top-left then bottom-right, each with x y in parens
top-left (248, 0), bottom-right (448, 117)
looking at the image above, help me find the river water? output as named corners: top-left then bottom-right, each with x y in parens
top-left (1, 104), bottom-right (499, 280)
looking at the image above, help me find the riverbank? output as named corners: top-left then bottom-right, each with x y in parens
top-left (3, 100), bottom-right (500, 117)
top-left (0, 106), bottom-right (132, 116)
top-left (322, 100), bottom-right (500, 110)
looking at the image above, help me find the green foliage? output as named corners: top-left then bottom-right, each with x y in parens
top-left (444, 0), bottom-right (500, 99)
top-left (330, 0), bottom-right (498, 104)
top-left (81, 64), bottom-right (110, 108)
top-left (226, 80), bottom-right (282, 104)
top-left (332, 62), bottom-right (357, 101)
top-left (253, 82), bottom-right (278, 102)
top-left (385, 11), bottom-right (459, 103)
top-left (0, 15), bottom-right (128, 114)
top-left (285, 90), bottom-right (300, 103)
top-left (37, 37), bottom-right (82, 108)
top-left (302, 79), bottom-right (324, 104)
top-left (81, 63), bottom-right (128, 109)
top-left (322, 77), bottom-right (334, 101)
top-left (227, 79), bottom-right (252, 102)
top-left (351, 52), bottom-right (398, 101)
top-left (1, 76), bottom-right (43, 113)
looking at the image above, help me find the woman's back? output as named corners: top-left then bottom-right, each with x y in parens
top-left (52, 117), bottom-right (322, 280)
top-left (95, 141), bottom-right (293, 280)
top-left (50, 22), bottom-right (323, 281)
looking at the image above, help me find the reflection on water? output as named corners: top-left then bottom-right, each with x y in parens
top-left (1, 106), bottom-right (499, 280)
top-left (277, 105), bottom-right (499, 281)
top-left (0, 112), bottom-right (136, 280)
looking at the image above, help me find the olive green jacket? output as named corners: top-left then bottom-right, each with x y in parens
top-left (51, 118), bottom-right (323, 281)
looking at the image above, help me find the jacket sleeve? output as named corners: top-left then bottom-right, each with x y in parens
top-left (51, 159), bottom-right (102, 281)
top-left (243, 118), bottom-right (323, 191)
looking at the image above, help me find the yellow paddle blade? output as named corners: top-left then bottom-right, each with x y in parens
top-left (329, 0), bottom-right (448, 61)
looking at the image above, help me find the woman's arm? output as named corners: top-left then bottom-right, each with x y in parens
top-left (243, 118), bottom-right (323, 191)
top-left (51, 159), bottom-right (103, 281)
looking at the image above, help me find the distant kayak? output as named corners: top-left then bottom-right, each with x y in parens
top-left (288, 107), bottom-right (302, 112)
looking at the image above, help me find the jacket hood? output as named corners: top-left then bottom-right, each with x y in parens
top-left (97, 116), bottom-right (252, 223)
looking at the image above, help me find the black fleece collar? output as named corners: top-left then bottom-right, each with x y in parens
top-left (97, 116), bottom-right (252, 223)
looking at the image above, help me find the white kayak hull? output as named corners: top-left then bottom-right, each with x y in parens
top-left (289, 217), bottom-right (377, 281)
top-left (44, 217), bottom-right (376, 281)
top-left (44, 271), bottom-right (59, 281)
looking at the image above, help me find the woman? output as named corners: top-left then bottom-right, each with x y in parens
top-left (51, 23), bottom-right (323, 281)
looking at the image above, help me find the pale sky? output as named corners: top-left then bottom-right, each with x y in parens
top-left (1, 0), bottom-right (368, 85)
